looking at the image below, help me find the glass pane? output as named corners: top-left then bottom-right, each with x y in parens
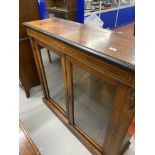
top-left (41, 48), bottom-right (66, 112)
top-left (73, 65), bottom-right (116, 147)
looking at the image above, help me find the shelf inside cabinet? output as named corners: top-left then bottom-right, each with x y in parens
top-left (46, 7), bottom-right (68, 14)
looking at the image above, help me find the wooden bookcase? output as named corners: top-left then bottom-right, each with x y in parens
top-left (24, 18), bottom-right (135, 155)
top-left (46, 0), bottom-right (77, 21)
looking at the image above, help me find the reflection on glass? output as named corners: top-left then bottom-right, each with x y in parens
top-left (41, 49), bottom-right (66, 111)
top-left (73, 65), bottom-right (116, 146)
top-left (84, 0), bottom-right (135, 15)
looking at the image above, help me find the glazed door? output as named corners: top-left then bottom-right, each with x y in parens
top-left (73, 65), bottom-right (116, 147)
top-left (66, 56), bottom-right (134, 154)
top-left (32, 40), bottom-right (68, 115)
top-left (40, 49), bottom-right (67, 112)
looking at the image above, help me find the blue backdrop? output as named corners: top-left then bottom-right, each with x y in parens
top-left (38, 0), bottom-right (47, 19)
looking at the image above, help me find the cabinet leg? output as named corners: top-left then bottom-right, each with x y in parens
top-left (47, 50), bottom-right (52, 64)
top-left (119, 141), bottom-right (131, 155)
top-left (25, 88), bottom-right (30, 98)
top-left (19, 80), bottom-right (30, 98)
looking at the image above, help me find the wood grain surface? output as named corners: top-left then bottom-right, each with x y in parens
top-left (24, 18), bottom-right (135, 70)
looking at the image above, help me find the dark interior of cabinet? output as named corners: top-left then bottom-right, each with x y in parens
top-left (46, 0), bottom-right (67, 10)
top-left (46, 0), bottom-right (77, 21)
top-left (46, 0), bottom-right (67, 7)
